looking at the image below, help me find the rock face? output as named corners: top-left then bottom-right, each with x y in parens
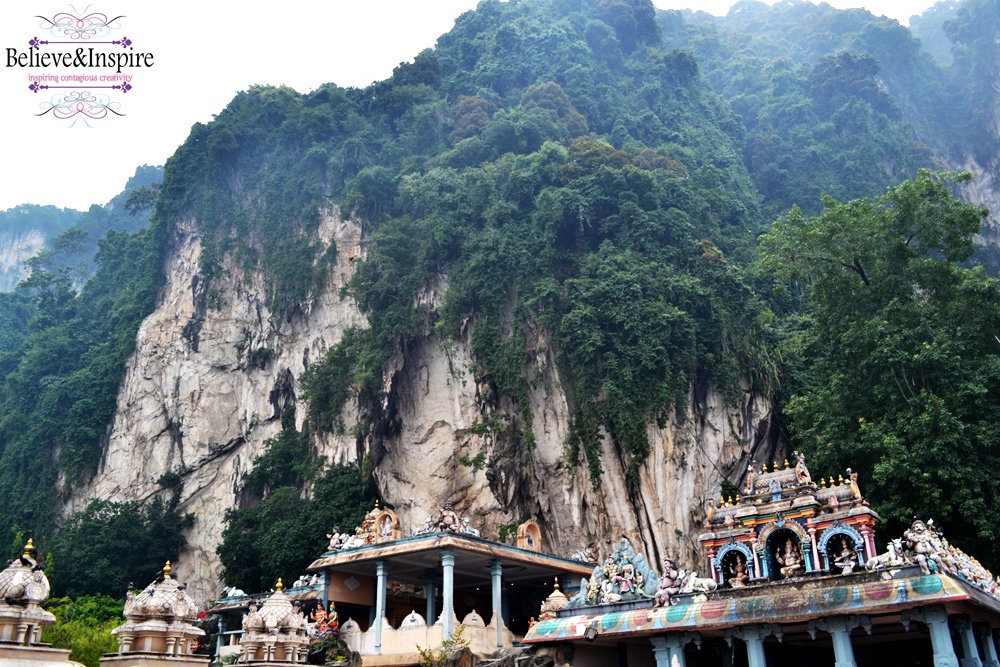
top-left (0, 228), bottom-right (45, 291)
top-left (66, 208), bottom-right (779, 598)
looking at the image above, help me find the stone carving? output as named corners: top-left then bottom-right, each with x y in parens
top-left (460, 517), bottom-right (481, 537)
top-left (240, 579), bottom-right (310, 664)
top-left (0, 539), bottom-right (55, 647)
top-left (112, 561), bottom-right (205, 657)
top-left (570, 543), bottom-right (597, 564)
top-left (676, 570), bottom-right (718, 593)
top-left (566, 540), bottom-right (658, 608)
top-left (413, 516), bottom-right (436, 536)
top-left (776, 538), bottom-right (804, 579)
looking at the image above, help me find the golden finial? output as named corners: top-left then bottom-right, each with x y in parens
top-left (820, 477), bottom-right (827, 488)
top-left (773, 461), bottom-right (779, 472)
top-left (718, 496), bottom-right (724, 508)
top-left (375, 499), bottom-right (379, 509)
top-left (727, 496), bottom-right (733, 507)
top-left (276, 578), bottom-right (284, 592)
top-left (762, 463), bottom-right (768, 473)
top-left (736, 495), bottom-right (741, 504)
top-left (784, 459), bottom-right (790, 469)
top-left (838, 474), bottom-right (844, 485)
top-left (553, 579), bottom-right (561, 591)
top-left (22, 539), bottom-right (34, 559)
top-left (164, 561), bottom-right (172, 579)
top-left (829, 476), bottom-right (835, 487)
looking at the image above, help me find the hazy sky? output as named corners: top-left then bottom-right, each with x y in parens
top-left (0, 0), bottom-right (940, 211)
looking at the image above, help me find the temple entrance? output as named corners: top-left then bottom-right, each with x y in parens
top-left (765, 528), bottom-right (803, 581)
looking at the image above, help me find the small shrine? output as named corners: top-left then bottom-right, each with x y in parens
top-left (698, 453), bottom-right (878, 587)
top-left (238, 580), bottom-right (310, 664)
top-left (102, 561), bottom-right (207, 667)
top-left (0, 540), bottom-right (78, 667)
top-left (516, 520), bottom-right (542, 551)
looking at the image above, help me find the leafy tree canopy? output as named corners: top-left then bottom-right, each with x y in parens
top-left (759, 170), bottom-right (1000, 565)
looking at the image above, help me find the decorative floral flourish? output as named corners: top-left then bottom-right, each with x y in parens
top-left (36, 91), bottom-right (123, 120)
top-left (37, 11), bottom-right (123, 40)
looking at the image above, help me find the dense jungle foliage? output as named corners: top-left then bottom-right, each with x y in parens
top-left (0, 0), bottom-right (999, 592)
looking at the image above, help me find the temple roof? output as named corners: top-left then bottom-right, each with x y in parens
top-left (307, 531), bottom-right (593, 587)
top-left (521, 568), bottom-right (1000, 644)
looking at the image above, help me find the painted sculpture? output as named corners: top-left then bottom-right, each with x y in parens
top-left (566, 540), bottom-right (659, 608)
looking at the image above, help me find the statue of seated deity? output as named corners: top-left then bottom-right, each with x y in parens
top-left (776, 539), bottom-right (804, 578)
top-left (437, 502), bottom-right (460, 532)
top-left (727, 557), bottom-right (750, 587)
top-left (833, 539), bottom-right (858, 574)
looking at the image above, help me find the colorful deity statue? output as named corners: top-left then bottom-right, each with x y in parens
top-left (327, 602), bottom-right (339, 633)
top-left (654, 558), bottom-right (682, 607)
top-left (311, 605), bottom-right (329, 634)
top-left (776, 539), bottom-right (804, 578)
top-left (833, 538), bottom-right (858, 574)
top-left (904, 519), bottom-right (952, 576)
top-left (743, 464), bottom-right (757, 495)
top-left (728, 557), bottom-right (750, 588)
top-left (794, 451), bottom-right (812, 485)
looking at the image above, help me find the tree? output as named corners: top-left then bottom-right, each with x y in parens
top-left (759, 170), bottom-right (1000, 567)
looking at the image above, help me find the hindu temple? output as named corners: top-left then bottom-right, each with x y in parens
top-left (202, 454), bottom-right (1000, 666)
top-left (0, 539), bottom-right (83, 667)
top-left (522, 455), bottom-right (1000, 667)
top-left (100, 560), bottom-right (208, 667)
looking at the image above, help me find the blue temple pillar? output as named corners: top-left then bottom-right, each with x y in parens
top-left (651, 632), bottom-right (700, 667)
top-left (952, 615), bottom-right (984, 667)
top-left (727, 624), bottom-right (781, 667)
top-left (976, 624), bottom-right (1000, 667)
top-left (375, 560), bottom-right (388, 654)
top-left (802, 543), bottom-right (814, 573)
top-left (425, 569), bottom-right (437, 626)
top-left (903, 606), bottom-right (960, 667)
top-left (441, 550), bottom-right (455, 641)
top-left (491, 560), bottom-right (503, 649)
top-left (809, 615), bottom-right (871, 667)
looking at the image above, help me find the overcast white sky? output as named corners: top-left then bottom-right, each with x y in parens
top-left (0, 0), bottom-right (940, 211)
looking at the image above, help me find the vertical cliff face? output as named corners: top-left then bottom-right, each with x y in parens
top-left (0, 229), bottom-right (46, 291)
top-left (66, 209), bottom-right (777, 597)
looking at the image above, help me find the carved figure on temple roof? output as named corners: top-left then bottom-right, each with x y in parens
top-left (865, 537), bottom-right (907, 571)
top-left (727, 557), bottom-right (749, 588)
top-left (414, 515), bottom-right (435, 536)
top-left (326, 527), bottom-right (342, 551)
top-left (794, 451), bottom-right (812, 485)
top-left (571, 543), bottom-right (597, 563)
top-left (654, 558), bottom-right (681, 607)
top-left (459, 516), bottom-right (481, 537)
top-left (743, 464), bottom-right (757, 495)
top-left (848, 469), bottom-right (862, 501)
top-left (678, 570), bottom-right (717, 593)
top-left (437, 502), bottom-right (460, 532)
top-left (833, 538), bottom-right (858, 574)
top-left (724, 512), bottom-right (735, 529)
top-left (776, 539), bottom-right (804, 578)
top-left (380, 516), bottom-right (393, 537)
top-left (905, 519), bottom-right (952, 576)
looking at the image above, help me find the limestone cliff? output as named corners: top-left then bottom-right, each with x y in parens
top-left (0, 229), bottom-right (46, 291)
top-left (65, 209), bottom-right (778, 598)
